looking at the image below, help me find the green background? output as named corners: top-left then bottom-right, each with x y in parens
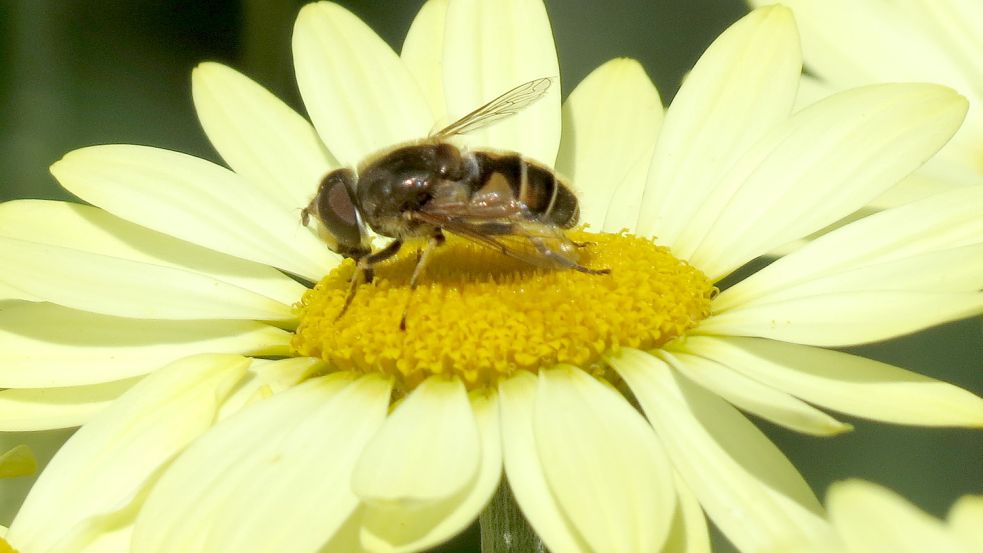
top-left (0, 1), bottom-right (980, 551)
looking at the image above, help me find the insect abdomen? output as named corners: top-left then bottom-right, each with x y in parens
top-left (473, 152), bottom-right (579, 228)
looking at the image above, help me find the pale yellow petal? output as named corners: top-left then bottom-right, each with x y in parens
top-left (661, 472), bottom-right (711, 553)
top-left (0, 445), bottom-right (36, 479)
top-left (132, 374), bottom-right (392, 553)
top-left (686, 84), bottom-right (968, 281)
top-left (353, 376), bottom-right (480, 505)
top-left (51, 145), bottom-right (336, 281)
top-left (359, 391), bottom-right (502, 553)
top-left (535, 366), bottom-right (676, 553)
top-left (0, 236), bottom-right (296, 321)
top-left (293, 2), bottom-right (433, 167)
top-left (192, 62), bottom-right (338, 212)
top-left (0, 302), bottom-right (289, 388)
top-left (442, 0), bottom-right (560, 165)
top-left (828, 480), bottom-right (971, 553)
top-left (401, 0), bottom-right (450, 126)
top-left (685, 336), bottom-right (983, 427)
top-left (948, 495), bottom-right (983, 551)
top-left (610, 349), bottom-right (830, 553)
top-left (0, 199), bottom-right (307, 306)
top-left (0, 378), bottom-right (140, 431)
top-left (715, 186), bottom-right (983, 311)
top-left (701, 291), bottom-right (983, 347)
top-left (498, 371), bottom-right (590, 553)
top-left (7, 354), bottom-right (248, 553)
top-left (637, 5), bottom-right (801, 245)
top-left (215, 357), bottom-right (322, 420)
top-left (555, 58), bottom-right (663, 230)
top-left (668, 350), bottom-right (851, 436)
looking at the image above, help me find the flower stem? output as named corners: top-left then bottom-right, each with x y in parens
top-left (479, 482), bottom-right (546, 553)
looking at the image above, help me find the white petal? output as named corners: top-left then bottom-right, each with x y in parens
top-left (132, 374), bottom-right (392, 553)
top-left (0, 302), bottom-right (290, 388)
top-left (0, 378), bottom-right (140, 431)
top-left (0, 236), bottom-right (296, 321)
top-left (684, 336), bottom-right (983, 427)
top-left (661, 472), bottom-right (711, 553)
top-left (685, 84), bottom-right (968, 281)
top-left (828, 480), bottom-right (968, 553)
top-left (401, 0), bottom-right (450, 127)
top-left (0, 199), bottom-right (307, 306)
top-left (498, 371), bottom-right (590, 553)
top-left (353, 376), bottom-right (479, 504)
top-left (442, 0), bottom-right (561, 165)
top-left (637, 6), bottom-right (801, 245)
top-left (192, 62), bottom-right (338, 213)
top-left (7, 354), bottom-right (248, 553)
top-left (554, 58), bottom-right (663, 230)
top-left (700, 291), bottom-right (983, 347)
top-left (535, 366), bottom-right (676, 553)
top-left (292, 2), bottom-right (433, 166)
top-left (51, 145), bottom-right (336, 281)
top-left (609, 349), bottom-right (830, 553)
top-left (668, 350), bottom-right (851, 436)
top-left (359, 391), bottom-right (502, 553)
top-left (716, 186), bottom-right (983, 311)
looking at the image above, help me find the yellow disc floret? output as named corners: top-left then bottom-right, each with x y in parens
top-left (292, 230), bottom-right (714, 391)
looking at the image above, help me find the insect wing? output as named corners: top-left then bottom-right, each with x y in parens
top-left (412, 210), bottom-right (580, 270)
top-left (432, 77), bottom-right (555, 138)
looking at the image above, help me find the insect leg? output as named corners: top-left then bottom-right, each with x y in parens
top-left (400, 230), bottom-right (446, 331)
top-left (528, 236), bottom-right (610, 275)
top-left (336, 238), bottom-right (403, 321)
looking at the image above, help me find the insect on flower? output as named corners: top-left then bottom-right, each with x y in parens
top-left (301, 77), bottom-right (610, 329)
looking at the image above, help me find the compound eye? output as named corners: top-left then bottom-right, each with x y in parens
top-left (314, 168), bottom-right (366, 255)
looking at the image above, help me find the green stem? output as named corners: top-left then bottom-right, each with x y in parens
top-left (479, 482), bottom-right (546, 553)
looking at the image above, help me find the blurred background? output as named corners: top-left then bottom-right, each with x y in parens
top-left (0, 1), bottom-right (980, 551)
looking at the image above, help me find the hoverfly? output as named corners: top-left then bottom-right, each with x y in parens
top-left (301, 77), bottom-right (609, 330)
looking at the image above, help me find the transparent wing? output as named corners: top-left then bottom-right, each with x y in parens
top-left (412, 210), bottom-right (587, 271)
top-left (432, 77), bottom-right (555, 138)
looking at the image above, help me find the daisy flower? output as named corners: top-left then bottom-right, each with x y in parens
top-left (785, 480), bottom-right (983, 553)
top-left (1, 2), bottom-right (982, 553)
top-left (750, 0), bottom-right (983, 207)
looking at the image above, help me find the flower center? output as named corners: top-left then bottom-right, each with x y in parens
top-left (292, 230), bottom-right (714, 391)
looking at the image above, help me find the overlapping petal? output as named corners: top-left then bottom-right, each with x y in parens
top-left (666, 350), bottom-right (850, 436)
top-left (0, 379), bottom-right (140, 431)
top-left (6, 354), bottom-right (248, 553)
top-left (51, 145), bottom-right (337, 281)
top-left (358, 391), bottom-right (502, 553)
top-left (534, 366), bottom-right (676, 553)
top-left (442, 0), bottom-right (560, 165)
top-left (637, 5), bottom-right (801, 245)
top-left (498, 371), bottom-right (589, 553)
top-left (682, 336), bottom-right (983, 427)
top-left (0, 302), bottom-right (290, 388)
top-left (0, 200), bottom-right (307, 306)
top-left (401, 0), bottom-right (450, 126)
top-left (293, 2), bottom-right (433, 167)
top-left (192, 62), bottom-right (339, 212)
top-left (555, 58), bottom-right (663, 230)
top-left (132, 374), bottom-right (392, 553)
top-left (684, 84), bottom-right (968, 281)
top-left (610, 349), bottom-right (830, 553)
